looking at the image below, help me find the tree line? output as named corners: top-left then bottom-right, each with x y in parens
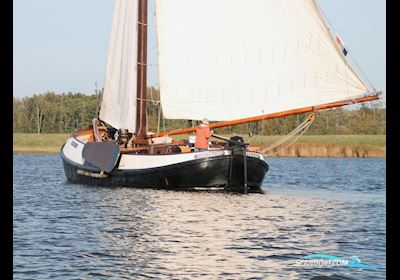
top-left (13, 89), bottom-right (386, 135)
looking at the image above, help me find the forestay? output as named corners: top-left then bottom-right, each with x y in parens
top-left (156, 0), bottom-right (371, 121)
top-left (100, 0), bottom-right (138, 132)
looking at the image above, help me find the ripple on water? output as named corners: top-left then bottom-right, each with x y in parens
top-left (13, 155), bottom-right (386, 279)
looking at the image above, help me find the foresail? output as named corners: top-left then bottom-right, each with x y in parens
top-left (100, 0), bottom-right (138, 132)
top-left (156, 0), bottom-right (371, 121)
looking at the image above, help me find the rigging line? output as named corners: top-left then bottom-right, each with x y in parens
top-left (347, 54), bottom-right (376, 91)
top-left (157, 102), bottom-right (161, 135)
top-left (137, 97), bottom-right (160, 104)
top-left (149, 87), bottom-right (160, 105)
top-left (163, 114), bottom-right (165, 132)
top-left (265, 119), bottom-right (313, 156)
top-left (312, 0), bottom-right (376, 91)
top-left (259, 114), bottom-right (315, 154)
top-left (146, 108), bottom-right (148, 133)
top-left (280, 118), bottom-right (314, 149)
top-left (260, 120), bottom-right (310, 153)
top-left (154, 0), bottom-right (163, 117)
top-left (262, 124), bottom-right (311, 156)
top-left (95, 86), bottom-right (103, 119)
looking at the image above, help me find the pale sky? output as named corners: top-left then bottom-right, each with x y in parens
top-left (13, 0), bottom-right (386, 103)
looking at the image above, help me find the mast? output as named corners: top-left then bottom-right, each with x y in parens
top-left (150, 94), bottom-right (380, 138)
top-left (136, 0), bottom-right (148, 139)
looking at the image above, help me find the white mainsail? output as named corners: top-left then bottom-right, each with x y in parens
top-left (100, 0), bottom-right (138, 132)
top-left (156, 0), bottom-right (371, 121)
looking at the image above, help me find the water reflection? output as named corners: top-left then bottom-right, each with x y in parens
top-left (62, 188), bottom-right (384, 279)
top-left (13, 155), bottom-right (385, 279)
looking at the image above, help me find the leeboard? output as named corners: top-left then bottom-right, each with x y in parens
top-left (82, 142), bottom-right (120, 173)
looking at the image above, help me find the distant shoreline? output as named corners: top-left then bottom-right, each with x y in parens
top-left (13, 133), bottom-right (385, 158)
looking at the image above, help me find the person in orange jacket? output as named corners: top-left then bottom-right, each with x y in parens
top-left (194, 118), bottom-right (214, 151)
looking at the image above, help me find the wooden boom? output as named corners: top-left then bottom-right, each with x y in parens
top-left (148, 94), bottom-right (380, 138)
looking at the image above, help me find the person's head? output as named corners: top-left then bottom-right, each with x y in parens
top-left (201, 118), bottom-right (209, 125)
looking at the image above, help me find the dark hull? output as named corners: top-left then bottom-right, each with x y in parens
top-left (61, 149), bottom-right (269, 193)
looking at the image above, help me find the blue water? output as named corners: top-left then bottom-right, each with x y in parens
top-left (13, 155), bottom-right (386, 279)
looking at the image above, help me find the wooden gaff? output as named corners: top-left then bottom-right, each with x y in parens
top-left (148, 94), bottom-right (379, 138)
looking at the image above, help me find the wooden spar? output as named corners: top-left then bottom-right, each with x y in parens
top-left (135, 0), bottom-right (148, 139)
top-left (149, 94), bottom-right (379, 138)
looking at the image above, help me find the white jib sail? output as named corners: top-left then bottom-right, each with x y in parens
top-left (100, 0), bottom-right (138, 132)
top-left (156, 0), bottom-right (371, 121)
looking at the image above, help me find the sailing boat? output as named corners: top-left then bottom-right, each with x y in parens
top-left (60, 0), bottom-right (379, 193)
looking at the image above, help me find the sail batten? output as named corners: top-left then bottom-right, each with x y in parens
top-left (100, 0), bottom-right (139, 132)
top-left (156, 0), bottom-right (371, 121)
